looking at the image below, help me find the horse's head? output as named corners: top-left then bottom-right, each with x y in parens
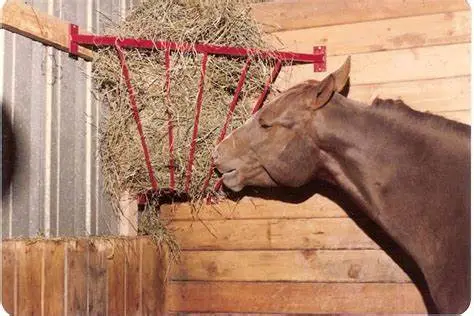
top-left (213, 57), bottom-right (351, 192)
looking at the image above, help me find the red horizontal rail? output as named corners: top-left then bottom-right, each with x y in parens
top-left (69, 25), bottom-right (325, 68)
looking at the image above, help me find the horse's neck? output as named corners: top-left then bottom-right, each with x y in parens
top-left (314, 95), bottom-right (388, 216)
top-left (315, 94), bottom-right (470, 313)
top-left (314, 94), bottom-right (469, 260)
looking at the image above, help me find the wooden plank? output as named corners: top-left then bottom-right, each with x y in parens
top-left (349, 76), bottom-right (470, 113)
top-left (275, 43), bottom-right (470, 89)
top-left (269, 11), bottom-right (470, 56)
top-left (43, 240), bottom-right (65, 316)
top-left (125, 239), bottom-right (141, 315)
top-left (169, 218), bottom-right (380, 250)
top-left (17, 240), bottom-right (43, 315)
top-left (66, 239), bottom-right (88, 314)
top-left (251, 0), bottom-right (468, 32)
top-left (171, 250), bottom-right (410, 282)
top-left (2, 241), bottom-right (16, 314)
top-left (0, 1), bottom-right (93, 60)
top-left (435, 110), bottom-right (470, 124)
top-left (161, 195), bottom-right (348, 221)
top-left (107, 240), bottom-right (126, 316)
top-left (141, 238), bottom-right (168, 315)
top-left (167, 281), bottom-right (427, 313)
top-left (88, 240), bottom-right (108, 315)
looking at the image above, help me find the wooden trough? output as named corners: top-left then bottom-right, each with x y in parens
top-left (1, 0), bottom-right (470, 314)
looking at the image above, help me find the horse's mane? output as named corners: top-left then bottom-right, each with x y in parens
top-left (370, 97), bottom-right (470, 136)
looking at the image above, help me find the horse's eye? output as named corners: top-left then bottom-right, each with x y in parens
top-left (258, 118), bottom-right (272, 129)
top-left (260, 122), bottom-right (272, 129)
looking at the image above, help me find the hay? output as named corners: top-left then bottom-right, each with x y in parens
top-left (94, 0), bottom-right (274, 207)
top-left (138, 204), bottom-right (181, 262)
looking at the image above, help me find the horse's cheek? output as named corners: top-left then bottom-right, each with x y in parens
top-left (265, 133), bottom-right (319, 187)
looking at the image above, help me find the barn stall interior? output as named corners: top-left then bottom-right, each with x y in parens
top-left (1, 0), bottom-right (471, 314)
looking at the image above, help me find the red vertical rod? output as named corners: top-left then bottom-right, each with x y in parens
top-left (212, 60), bottom-right (283, 195)
top-left (201, 57), bottom-right (252, 193)
top-left (252, 59), bottom-right (282, 114)
top-left (165, 48), bottom-right (175, 189)
top-left (184, 53), bottom-right (209, 193)
top-left (114, 44), bottom-right (158, 190)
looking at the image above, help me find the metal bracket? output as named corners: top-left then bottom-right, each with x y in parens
top-left (69, 24), bottom-right (79, 56)
top-left (313, 46), bottom-right (326, 72)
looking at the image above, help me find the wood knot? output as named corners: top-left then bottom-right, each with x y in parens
top-left (348, 264), bottom-right (362, 279)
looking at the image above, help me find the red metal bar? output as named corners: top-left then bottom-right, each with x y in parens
top-left (313, 46), bottom-right (327, 72)
top-left (184, 53), bottom-right (209, 193)
top-left (69, 26), bottom-right (325, 69)
top-left (114, 44), bottom-right (158, 190)
top-left (69, 24), bottom-right (79, 55)
top-left (165, 48), bottom-right (175, 189)
top-left (252, 60), bottom-right (282, 114)
top-left (200, 57), bottom-right (252, 193)
top-left (212, 178), bottom-right (224, 197)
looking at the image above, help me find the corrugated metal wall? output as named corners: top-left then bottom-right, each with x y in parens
top-left (1, 0), bottom-right (139, 238)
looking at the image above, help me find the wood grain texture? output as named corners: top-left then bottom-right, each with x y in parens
top-left (170, 218), bottom-right (380, 250)
top-left (161, 195), bottom-right (348, 221)
top-left (141, 238), bottom-right (168, 315)
top-left (251, 0), bottom-right (469, 32)
top-left (107, 240), bottom-right (126, 316)
top-left (349, 76), bottom-right (470, 112)
top-left (269, 11), bottom-right (470, 56)
top-left (43, 240), bottom-right (65, 316)
top-left (17, 240), bottom-right (43, 315)
top-left (66, 239), bottom-right (88, 315)
top-left (276, 43), bottom-right (470, 89)
top-left (2, 241), bottom-right (16, 315)
top-left (125, 239), bottom-right (141, 315)
top-left (167, 281), bottom-right (427, 313)
top-left (0, 0), bottom-right (93, 60)
top-left (88, 240), bottom-right (108, 316)
top-left (171, 250), bottom-right (410, 282)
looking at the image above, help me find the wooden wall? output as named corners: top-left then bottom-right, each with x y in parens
top-left (1, 237), bottom-right (168, 315)
top-left (163, 197), bottom-right (429, 313)
top-left (164, 0), bottom-right (470, 314)
top-left (263, 0), bottom-right (471, 123)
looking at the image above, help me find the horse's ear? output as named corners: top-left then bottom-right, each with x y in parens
top-left (312, 73), bottom-right (335, 109)
top-left (311, 56), bottom-right (351, 109)
top-left (333, 56), bottom-right (351, 92)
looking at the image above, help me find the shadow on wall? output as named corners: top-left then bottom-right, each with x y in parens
top-left (2, 103), bottom-right (16, 198)
top-left (225, 182), bottom-right (439, 314)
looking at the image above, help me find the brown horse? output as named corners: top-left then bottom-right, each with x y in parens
top-left (213, 57), bottom-right (470, 313)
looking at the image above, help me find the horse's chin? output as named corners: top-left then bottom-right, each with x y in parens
top-left (221, 170), bottom-right (245, 192)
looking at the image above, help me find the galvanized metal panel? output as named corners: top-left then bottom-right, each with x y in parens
top-left (1, 0), bottom-right (137, 237)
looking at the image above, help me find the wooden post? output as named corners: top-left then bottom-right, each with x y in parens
top-left (119, 191), bottom-right (139, 236)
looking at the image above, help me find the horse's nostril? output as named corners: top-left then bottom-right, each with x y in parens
top-left (214, 167), bottom-right (223, 177)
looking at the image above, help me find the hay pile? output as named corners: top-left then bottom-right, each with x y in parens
top-left (94, 0), bottom-right (274, 208)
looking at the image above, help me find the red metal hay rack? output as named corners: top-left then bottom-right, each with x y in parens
top-left (68, 24), bottom-right (326, 205)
